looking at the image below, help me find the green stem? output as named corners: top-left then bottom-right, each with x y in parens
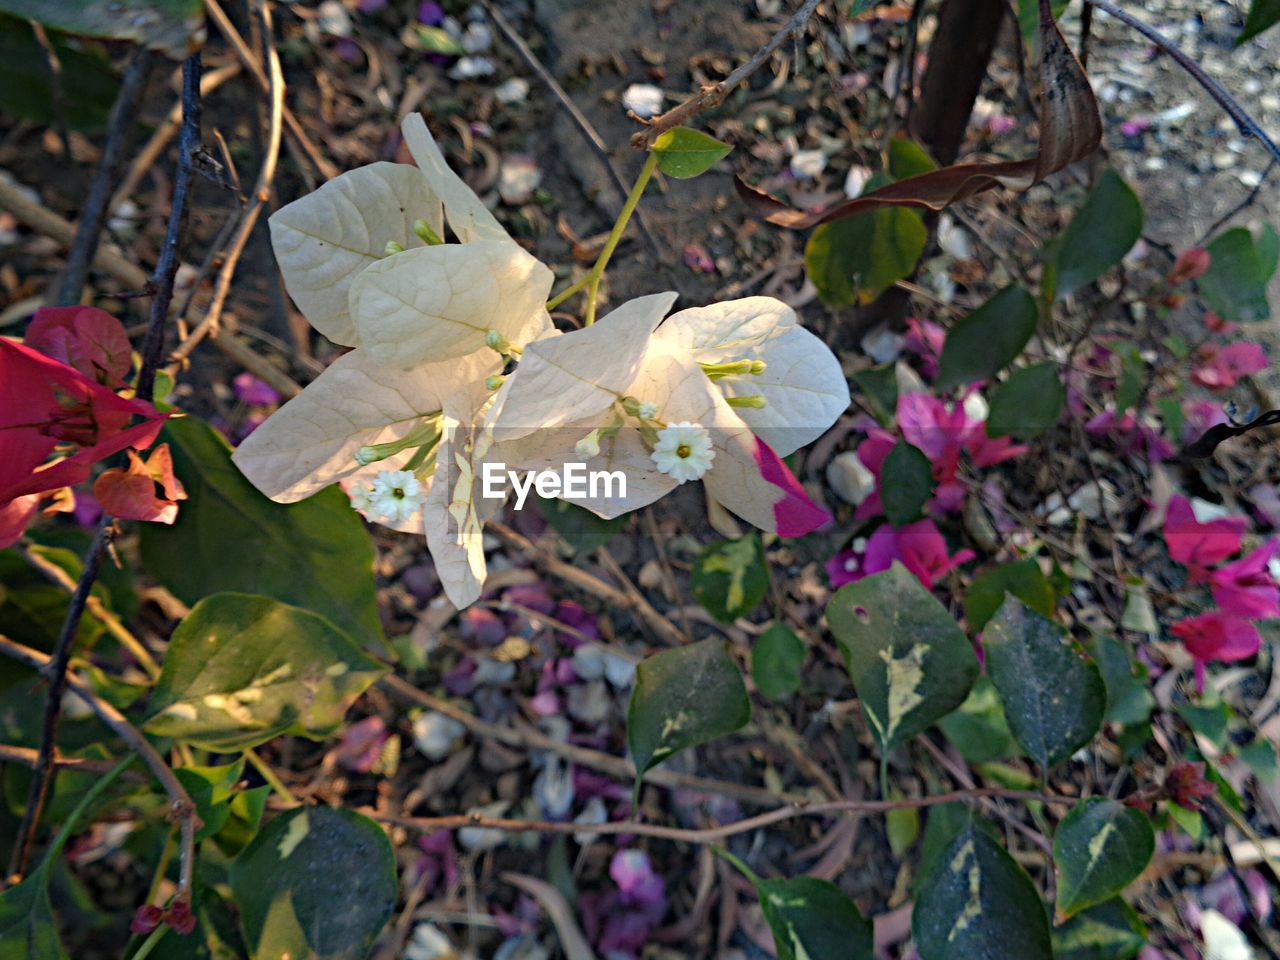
top-left (545, 273), bottom-right (592, 311)
top-left (584, 150), bottom-right (660, 326)
top-left (128, 925), bottom-right (170, 960)
top-left (245, 749), bottom-right (298, 806)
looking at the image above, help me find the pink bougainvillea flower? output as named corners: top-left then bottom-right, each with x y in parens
top-left (93, 443), bottom-right (186, 524)
top-left (1180, 400), bottom-right (1229, 443)
top-left (861, 519), bottom-right (975, 588)
top-left (0, 337), bottom-right (166, 509)
top-left (1167, 247), bottom-right (1211, 285)
top-left (903, 316), bottom-right (945, 378)
top-left (1191, 342), bottom-right (1268, 389)
top-left (1209, 540), bottom-right (1280, 620)
top-left (1203, 311), bottom-right (1238, 335)
top-left (826, 543), bottom-right (866, 588)
top-left (1170, 612), bottom-right (1261, 691)
top-left (24, 305), bottom-right (133, 387)
top-left (1163, 495), bottom-right (1246, 576)
top-left (0, 494), bottom-right (44, 549)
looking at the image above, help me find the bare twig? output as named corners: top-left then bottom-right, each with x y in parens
top-left (477, 0), bottom-right (659, 256)
top-left (0, 636), bottom-right (197, 895)
top-left (0, 743), bottom-right (150, 783)
top-left (1197, 156), bottom-right (1278, 244)
top-left (53, 49), bottom-right (153, 306)
top-left (630, 0), bottom-right (822, 148)
top-left (1086, 0), bottom-right (1280, 164)
top-left (371, 786), bottom-right (1072, 845)
top-left (166, 2), bottom-right (282, 373)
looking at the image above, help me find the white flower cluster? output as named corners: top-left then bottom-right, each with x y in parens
top-left (233, 115), bottom-right (849, 608)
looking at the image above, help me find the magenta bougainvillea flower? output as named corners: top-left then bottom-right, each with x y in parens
top-left (1162, 495), bottom-right (1246, 576)
top-left (1191, 341), bottom-right (1267, 389)
top-left (23, 305), bottom-right (133, 387)
top-left (93, 443), bottom-right (187, 525)
top-left (1209, 541), bottom-right (1280, 620)
top-left (1166, 247), bottom-right (1211, 285)
top-left (1169, 612), bottom-right (1261, 691)
top-left (862, 519), bottom-right (975, 588)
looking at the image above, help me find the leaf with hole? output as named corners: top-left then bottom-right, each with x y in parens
top-left (986, 363), bottom-right (1064, 440)
top-left (145, 593), bottom-right (386, 752)
top-left (752, 622), bottom-right (805, 699)
top-left (139, 417), bottom-right (384, 650)
top-left (1045, 169), bottom-right (1143, 299)
top-left (1054, 798), bottom-right (1154, 918)
top-left (827, 563), bottom-right (979, 754)
top-left (982, 596), bottom-right (1105, 769)
top-left (627, 639), bottom-right (750, 790)
top-left (691, 534), bottom-right (768, 623)
top-left (229, 806), bottom-right (397, 960)
top-left (913, 812), bottom-right (1053, 960)
top-left (937, 286), bottom-right (1040, 391)
top-left (651, 127), bottom-right (733, 179)
top-left (880, 441), bottom-right (933, 527)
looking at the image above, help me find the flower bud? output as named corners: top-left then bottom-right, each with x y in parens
top-left (413, 218), bottom-right (444, 245)
top-left (383, 240), bottom-right (405, 256)
top-left (575, 429), bottom-right (601, 459)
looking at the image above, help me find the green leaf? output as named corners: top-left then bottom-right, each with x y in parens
top-left (913, 813), bottom-right (1053, 960)
top-left (888, 136), bottom-right (938, 179)
top-left (0, 16), bottom-right (119, 132)
top-left (887, 800), bottom-right (920, 857)
top-left (691, 534), bottom-right (768, 623)
top-left (881, 441), bottom-right (934, 526)
top-left (651, 127), bottom-right (733, 179)
top-left (1239, 0), bottom-right (1280, 43)
top-left (1085, 635), bottom-right (1153, 728)
top-left (1051, 898), bottom-right (1146, 960)
top-left (538, 496), bottom-right (627, 554)
top-left (719, 853), bottom-right (874, 960)
top-left (1113, 344), bottom-right (1145, 414)
top-left (409, 24), bottom-right (465, 55)
top-left (1046, 169), bottom-right (1143, 298)
top-left (214, 784), bottom-right (270, 857)
top-left (1167, 801), bottom-right (1202, 839)
top-left (1199, 225), bottom-right (1279, 321)
top-left (175, 759), bottom-right (245, 842)
top-left (1177, 701), bottom-right (1232, 746)
top-left (964, 558), bottom-right (1056, 632)
top-left (0, 757), bottom-right (132, 960)
top-left (936, 286), bottom-right (1040, 391)
top-left (0, 0), bottom-right (203, 59)
top-left (752, 622), bottom-right (805, 699)
top-left (229, 806), bottom-right (396, 960)
top-left (1016, 0), bottom-right (1070, 42)
top-left (983, 597), bottom-right (1105, 769)
top-left (145, 593), bottom-right (387, 752)
top-left (1054, 799), bottom-right (1154, 918)
top-left (806, 207), bottom-right (928, 306)
top-left (139, 417), bottom-right (384, 650)
top-left (627, 639), bottom-right (750, 785)
top-left (937, 675), bottom-right (1019, 764)
top-left (827, 563), bottom-right (979, 754)
top-left (853, 363), bottom-right (899, 428)
top-left (986, 363), bottom-right (1064, 440)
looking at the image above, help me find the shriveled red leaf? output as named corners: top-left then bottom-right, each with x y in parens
top-left (737, 0), bottom-right (1101, 228)
top-left (25, 306), bottom-right (133, 386)
top-left (94, 443), bottom-right (187, 524)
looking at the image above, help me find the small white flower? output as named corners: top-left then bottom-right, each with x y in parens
top-left (348, 483), bottom-right (374, 514)
top-left (368, 470), bottom-right (426, 523)
top-left (622, 83), bottom-right (664, 119)
top-left (637, 401), bottom-right (659, 420)
top-left (651, 421), bottom-right (714, 483)
top-left (494, 77), bottom-right (530, 105)
top-left (789, 148), bottom-right (827, 179)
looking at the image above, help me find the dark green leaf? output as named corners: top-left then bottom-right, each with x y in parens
top-left (752, 622), bottom-right (805, 699)
top-left (937, 675), bottom-right (1019, 764)
top-left (651, 127), bottom-right (733, 179)
top-left (229, 806), bottom-right (396, 960)
top-left (538, 496), bottom-right (627, 554)
top-left (1239, 0), bottom-right (1280, 42)
top-left (1054, 799), bottom-right (1154, 917)
top-left (881, 441), bottom-right (933, 526)
top-left (853, 363), bottom-right (899, 428)
top-left (964, 559), bottom-right (1056, 632)
top-left (145, 593), bottom-right (387, 752)
top-left (0, 0), bottom-right (203, 59)
top-left (0, 17), bottom-right (119, 132)
top-left (986, 363), bottom-right (1065, 440)
top-left (1085, 635), bottom-right (1153, 728)
top-left (691, 534), bottom-right (768, 623)
top-left (758, 876), bottom-right (874, 960)
top-left (913, 813), bottom-right (1053, 960)
top-left (1047, 169), bottom-right (1143, 298)
top-left (175, 759), bottom-right (245, 842)
top-left (983, 597), bottom-right (1105, 769)
top-left (1199, 225), bottom-right (1279, 322)
top-left (827, 563), bottom-right (979, 754)
top-left (1176, 701), bottom-right (1232, 746)
top-left (806, 208), bottom-right (928, 306)
top-left (1051, 898), bottom-right (1147, 960)
top-left (937, 286), bottom-right (1040, 390)
top-left (139, 417), bottom-right (384, 650)
top-left (1016, 0), bottom-right (1070, 42)
top-left (627, 639), bottom-right (750, 784)
top-left (1113, 344), bottom-right (1145, 414)
top-left (888, 137), bottom-right (938, 179)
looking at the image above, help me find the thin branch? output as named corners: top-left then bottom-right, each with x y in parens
top-left (53, 49), bottom-right (153, 306)
top-left (1197, 156), bottom-right (1278, 244)
top-left (1085, 0), bottom-right (1280, 164)
top-left (371, 787), bottom-right (1072, 845)
top-left (166, 1), bottom-right (282, 373)
top-left (0, 742), bottom-right (150, 784)
top-left (0, 636), bottom-right (197, 896)
top-left (477, 0), bottom-right (660, 256)
top-left (630, 0), bottom-right (823, 148)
